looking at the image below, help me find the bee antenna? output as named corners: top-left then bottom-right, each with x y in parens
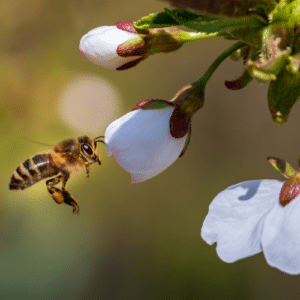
top-left (94, 135), bottom-right (104, 140)
top-left (94, 136), bottom-right (105, 145)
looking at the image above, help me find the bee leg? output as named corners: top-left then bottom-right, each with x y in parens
top-left (79, 154), bottom-right (90, 178)
top-left (60, 190), bottom-right (80, 214)
top-left (46, 175), bottom-right (65, 205)
top-left (61, 173), bottom-right (80, 214)
top-left (46, 174), bottom-right (80, 214)
top-left (85, 163), bottom-right (90, 178)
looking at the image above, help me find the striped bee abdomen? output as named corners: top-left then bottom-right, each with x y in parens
top-left (9, 153), bottom-right (59, 190)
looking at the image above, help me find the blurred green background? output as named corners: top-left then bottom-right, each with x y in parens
top-left (1, 1), bottom-right (300, 299)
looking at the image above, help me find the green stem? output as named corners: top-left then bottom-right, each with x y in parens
top-left (196, 41), bottom-right (247, 89)
top-left (180, 31), bottom-right (221, 43)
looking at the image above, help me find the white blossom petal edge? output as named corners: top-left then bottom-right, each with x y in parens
top-left (200, 180), bottom-right (300, 274)
top-left (105, 107), bottom-right (188, 183)
top-left (79, 26), bottom-right (142, 69)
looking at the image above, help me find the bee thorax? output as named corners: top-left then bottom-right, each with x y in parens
top-left (63, 162), bottom-right (86, 174)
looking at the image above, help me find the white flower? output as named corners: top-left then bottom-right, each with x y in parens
top-left (79, 25), bottom-right (143, 70)
top-left (105, 106), bottom-right (188, 183)
top-left (201, 179), bottom-right (300, 275)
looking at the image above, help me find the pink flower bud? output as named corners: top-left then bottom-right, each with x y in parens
top-left (79, 24), bottom-right (143, 70)
top-left (79, 22), bottom-right (183, 70)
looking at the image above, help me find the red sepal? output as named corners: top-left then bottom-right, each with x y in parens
top-left (131, 99), bottom-right (174, 111)
top-left (225, 70), bottom-right (253, 90)
top-left (115, 21), bottom-right (139, 34)
top-left (116, 57), bottom-right (144, 71)
top-left (116, 40), bottom-right (146, 57)
top-left (179, 128), bottom-right (191, 157)
top-left (279, 174), bottom-right (300, 207)
top-left (169, 105), bottom-right (191, 139)
top-left (131, 99), bottom-right (153, 111)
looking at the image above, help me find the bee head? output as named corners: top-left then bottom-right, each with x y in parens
top-left (78, 136), bottom-right (104, 165)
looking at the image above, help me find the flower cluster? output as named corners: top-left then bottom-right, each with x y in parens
top-left (77, 0), bottom-right (300, 275)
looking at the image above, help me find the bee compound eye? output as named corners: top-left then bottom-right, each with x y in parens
top-left (81, 144), bottom-right (93, 156)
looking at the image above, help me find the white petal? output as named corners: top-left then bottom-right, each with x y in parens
top-left (79, 26), bottom-right (142, 69)
top-left (262, 196), bottom-right (300, 274)
top-left (201, 180), bottom-right (282, 263)
top-left (105, 107), bottom-right (187, 183)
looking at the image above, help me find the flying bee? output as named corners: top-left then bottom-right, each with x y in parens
top-left (9, 136), bottom-right (105, 214)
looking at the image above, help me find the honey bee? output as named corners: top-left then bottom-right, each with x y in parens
top-left (9, 136), bottom-right (105, 214)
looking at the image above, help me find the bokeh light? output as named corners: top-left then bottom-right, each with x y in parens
top-left (58, 74), bottom-right (122, 135)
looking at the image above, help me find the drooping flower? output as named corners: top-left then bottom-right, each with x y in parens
top-left (104, 100), bottom-right (189, 183)
top-left (201, 177), bottom-right (300, 275)
top-left (104, 82), bottom-right (205, 183)
top-left (79, 21), bottom-right (183, 70)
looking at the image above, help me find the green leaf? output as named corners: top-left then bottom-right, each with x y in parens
top-left (134, 10), bottom-right (217, 30)
top-left (272, 0), bottom-right (300, 24)
top-left (162, 8), bottom-right (267, 35)
top-left (134, 8), bottom-right (267, 36)
top-left (268, 67), bottom-right (300, 124)
top-left (163, 0), bottom-right (276, 18)
top-left (183, 15), bottom-right (267, 34)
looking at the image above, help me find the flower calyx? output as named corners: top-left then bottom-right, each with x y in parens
top-left (246, 23), bottom-right (293, 83)
top-left (169, 82), bottom-right (204, 139)
top-left (115, 21), bottom-right (184, 68)
top-left (279, 172), bottom-right (300, 207)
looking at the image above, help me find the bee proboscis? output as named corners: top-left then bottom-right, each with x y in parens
top-left (9, 136), bottom-right (104, 214)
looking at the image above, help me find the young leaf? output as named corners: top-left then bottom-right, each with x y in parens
top-left (134, 10), bottom-right (217, 30)
top-left (182, 15), bottom-right (267, 34)
top-left (163, 0), bottom-right (276, 18)
top-left (268, 67), bottom-right (300, 124)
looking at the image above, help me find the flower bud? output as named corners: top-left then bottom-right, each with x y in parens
top-left (79, 21), bottom-right (184, 70)
top-left (79, 22), bottom-right (144, 70)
